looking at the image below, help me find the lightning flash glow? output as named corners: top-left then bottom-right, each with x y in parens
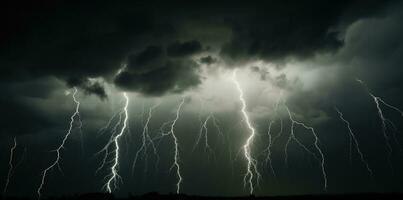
top-left (3, 137), bottom-right (17, 195)
top-left (231, 69), bottom-right (261, 194)
top-left (37, 87), bottom-right (81, 199)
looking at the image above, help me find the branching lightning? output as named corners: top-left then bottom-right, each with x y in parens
top-left (356, 78), bottom-right (403, 163)
top-left (37, 87), bottom-right (81, 199)
top-left (193, 114), bottom-right (218, 159)
top-left (3, 137), bottom-right (17, 195)
top-left (132, 102), bottom-right (160, 174)
top-left (262, 93), bottom-right (283, 178)
top-left (168, 98), bottom-right (186, 194)
top-left (284, 106), bottom-right (328, 191)
top-left (231, 69), bottom-right (261, 194)
top-left (103, 92), bottom-right (130, 193)
top-left (334, 107), bottom-right (373, 178)
top-left (153, 98), bottom-right (186, 193)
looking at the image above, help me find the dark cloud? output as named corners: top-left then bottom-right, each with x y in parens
top-left (220, 0), bottom-right (394, 63)
top-left (126, 45), bottom-right (166, 74)
top-left (0, 1), bottom-right (173, 97)
top-left (67, 77), bottom-right (107, 100)
top-left (250, 66), bottom-right (269, 81)
top-left (114, 44), bottom-right (201, 96)
top-left (0, 0), bottom-right (394, 96)
top-left (167, 40), bottom-right (202, 57)
top-left (200, 55), bottom-right (217, 65)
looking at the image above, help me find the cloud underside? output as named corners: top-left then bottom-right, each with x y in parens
top-left (0, 1), bottom-right (393, 98)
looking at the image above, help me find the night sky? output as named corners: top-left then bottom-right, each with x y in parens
top-left (1, 0), bottom-right (403, 198)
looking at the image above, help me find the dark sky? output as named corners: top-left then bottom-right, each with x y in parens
top-left (1, 0), bottom-right (403, 198)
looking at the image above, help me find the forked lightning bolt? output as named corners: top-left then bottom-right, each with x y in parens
top-left (104, 92), bottom-right (129, 193)
top-left (193, 114), bottom-right (216, 159)
top-left (231, 69), bottom-right (261, 194)
top-left (356, 79), bottom-right (403, 163)
top-left (334, 107), bottom-right (373, 178)
top-left (170, 98), bottom-right (185, 194)
top-left (132, 102), bottom-right (160, 174)
top-left (152, 98), bottom-right (185, 193)
top-left (3, 137), bottom-right (17, 195)
top-left (263, 93), bottom-right (283, 178)
top-left (37, 87), bottom-right (81, 199)
top-left (284, 106), bottom-right (328, 191)
top-left (95, 111), bottom-right (123, 174)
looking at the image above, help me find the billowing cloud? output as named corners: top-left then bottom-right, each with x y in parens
top-left (114, 43), bottom-right (202, 96)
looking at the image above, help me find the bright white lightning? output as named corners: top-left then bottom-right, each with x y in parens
top-left (231, 69), bottom-right (261, 194)
top-left (284, 106), bottom-right (328, 191)
top-left (3, 137), bottom-right (17, 195)
top-left (169, 98), bottom-right (185, 194)
top-left (95, 112), bottom-right (124, 174)
top-left (132, 102), bottom-right (160, 174)
top-left (104, 92), bottom-right (129, 193)
top-left (37, 87), bottom-right (81, 199)
top-left (152, 98), bottom-right (185, 193)
top-left (334, 107), bottom-right (373, 178)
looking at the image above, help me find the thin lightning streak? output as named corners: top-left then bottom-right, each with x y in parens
top-left (104, 92), bottom-right (129, 193)
top-left (151, 98), bottom-right (185, 193)
top-left (334, 107), bottom-right (373, 178)
top-left (194, 97), bottom-right (225, 150)
top-left (169, 98), bottom-right (185, 194)
top-left (3, 137), bottom-right (17, 195)
top-left (263, 120), bottom-right (276, 178)
top-left (263, 92), bottom-right (283, 178)
top-left (284, 106), bottom-right (328, 191)
top-left (211, 115), bottom-right (225, 142)
top-left (37, 87), bottom-right (81, 199)
top-left (202, 116), bottom-right (214, 157)
top-left (132, 102), bottom-right (160, 175)
top-left (356, 79), bottom-right (398, 163)
top-left (231, 69), bottom-right (261, 194)
top-left (95, 112), bottom-right (123, 174)
top-left (193, 115), bottom-right (215, 158)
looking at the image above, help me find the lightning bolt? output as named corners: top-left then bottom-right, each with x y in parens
top-left (193, 114), bottom-right (216, 159)
top-left (263, 93), bottom-right (283, 178)
top-left (231, 69), bottom-right (261, 194)
top-left (95, 111), bottom-right (124, 175)
top-left (284, 106), bottom-right (328, 191)
top-left (263, 120), bottom-right (276, 178)
top-left (104, 92), bottom-right (129, 193)
top-left (169, 98), bottom-right (186, 194)
top-left (356, 79), bottom-right (403, 164)
top-left (151, 97), bottom-right (185, 193)
top-left (334, 107), bottom-right (373, 178)
top-left (37, 87), bottom-right (81, 199)
top-left (132, 102), bottom-right (160, 175)
top-left (3, 137), bottom-right (17, 195)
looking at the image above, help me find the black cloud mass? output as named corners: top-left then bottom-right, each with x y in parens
top-left (114, 44), bottom-right (201, 96)
top-left (0, 0), bottom-right (394, 96)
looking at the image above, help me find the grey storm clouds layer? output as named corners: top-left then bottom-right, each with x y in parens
top-left (2, 0), bottom-right (403, 197)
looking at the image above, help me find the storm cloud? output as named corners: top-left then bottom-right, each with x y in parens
top-left (1, 0), bottom-right (403, 197)
top-left (0, 0), bottom-right (395, 97)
